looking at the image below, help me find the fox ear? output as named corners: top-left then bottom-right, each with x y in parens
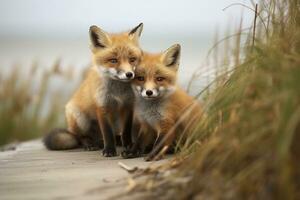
top-left (89, 25), bottom-right (111, 48)
top-left (128, 23), bottom-right (143, 43)
top-left (161, 44), bottom-right (181, 68)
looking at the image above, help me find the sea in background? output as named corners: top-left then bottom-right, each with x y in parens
top-left (0, 0), bottom-right (253, 102)
top-left (0, 32), bottom-right (215, 96)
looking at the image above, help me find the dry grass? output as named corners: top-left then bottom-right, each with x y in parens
top-left (124, 0), bottom-right (300, 199)
top-left (0, 60), bottom-right (81, 146)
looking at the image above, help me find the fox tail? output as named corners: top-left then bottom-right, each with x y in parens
top-left (43, 128), bottom-right (79, 150)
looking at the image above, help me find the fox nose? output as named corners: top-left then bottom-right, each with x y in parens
top-left (146, 90), bottom-right (153, 96)
top-left (126, 72), bottom-right (133, 78)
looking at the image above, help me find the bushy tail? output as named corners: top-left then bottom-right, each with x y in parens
top-left (43, 128), bottom-right (79, 150)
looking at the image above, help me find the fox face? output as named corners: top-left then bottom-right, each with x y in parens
top-left (89, 23), bottom-right (143, 81)
top-left (132, 44), bottom-right (181, 99)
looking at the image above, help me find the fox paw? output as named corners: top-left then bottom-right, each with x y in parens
top-left (102, 148), bottom-right (117, 157)
top-left (121, 149), bottom-right (141, 159)
top-left (144, 153), bottom-right (163, 162)
top-left (83, 144), bottom-right (100, 151)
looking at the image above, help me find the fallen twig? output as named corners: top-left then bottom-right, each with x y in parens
top-left (118, 162), bottom-right (139, 173)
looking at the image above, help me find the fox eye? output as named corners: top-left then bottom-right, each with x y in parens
top-left (129, 57), bottom-right (137, 63)
top-left (156, 77), bottom-right (165, 82)
top-left (108, 58), bottom-right (118, 63)
top-left (136, 76), bottom-right (144, 81)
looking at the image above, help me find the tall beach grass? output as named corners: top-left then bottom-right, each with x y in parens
top-left (0, 61), bottom-right (82, 146)
top-left (127, 0), bottom-right (300, 199)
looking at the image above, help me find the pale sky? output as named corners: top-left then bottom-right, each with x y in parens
top-left (0, 0), bottom-right (255, 38)
top-left (0, 0), bottom-right (257, 86)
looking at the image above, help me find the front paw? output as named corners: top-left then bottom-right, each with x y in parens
top-left (102, 147), bottom-right (117, 157)
top-left (121, 148), bottom-right (141, 159)
top-left (144, 152), bottom-right (163, 162)
top-left (144, 155), bottom-right (154, 162)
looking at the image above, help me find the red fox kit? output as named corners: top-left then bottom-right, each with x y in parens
top-left (44, 23), bottom-right (143, 157)
top-left (123, 44), bottom-right (203, 161)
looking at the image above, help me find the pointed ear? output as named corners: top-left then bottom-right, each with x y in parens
top-left (128, 23), bottom-right (143, 43)
top-left (161, 44), bottom-right (181, 67)
top-left (89, 25), bottom-right (111, 48)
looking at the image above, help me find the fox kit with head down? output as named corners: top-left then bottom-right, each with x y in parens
top-left (44, 23), bottom-right (143, 156)
top-left (123, 44), bottom-right (203, 161)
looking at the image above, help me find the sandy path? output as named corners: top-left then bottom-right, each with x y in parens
top-left (0, 140), bottom-right (166, 200)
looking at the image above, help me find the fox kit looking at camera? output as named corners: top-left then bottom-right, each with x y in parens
top-left (44, 23), bottom-right (143, 157)
top-left (124, 44), bottom-right (203, 161)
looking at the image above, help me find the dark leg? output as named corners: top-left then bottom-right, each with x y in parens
top-left (81, 120), bottom-right (104, 151)
top-left (101, 119), bottom-right (116, 156)
top-left (121, 109), bottom-right (133, 150)
top-left (145, 134), bottom-right (165, 161)
top-left (145, 131), bottom-right (175, 161)
top-left (97, 109), bottom-right (117, 157)
top-left (115, 135), bottom-right (122, 146)
top-left (144, 143), bottom-right (155, 154)
top-left (145, 121), bottom-right (176, 161)
top-left (121, 130), bottom-right (143, 159)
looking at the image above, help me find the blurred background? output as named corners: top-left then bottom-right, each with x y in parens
top-left (0, 0), bottom-right (255, 145)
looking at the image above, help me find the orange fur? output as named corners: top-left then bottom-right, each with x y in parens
top-left (131, 45), bottom-right (203, 161)
top-left (44, 24), bottom-right (143, 153)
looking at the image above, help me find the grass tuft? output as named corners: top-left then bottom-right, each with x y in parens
top-left (0, 61), bottom-right (80, 146)
top-left (126, 0), bottom-right (300, 199)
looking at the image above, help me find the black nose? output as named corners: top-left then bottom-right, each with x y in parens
top-left (126, 72), bottom-right (133, 78)
top-left (146, 90), bottom-right (153, 96)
